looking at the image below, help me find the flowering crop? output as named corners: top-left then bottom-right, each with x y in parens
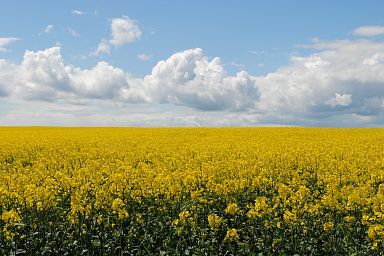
top-left (1, 127), bottom-right (384, 255)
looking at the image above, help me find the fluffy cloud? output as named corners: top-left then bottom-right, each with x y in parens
top-left (254, 38), bottom-right (384, 124)
top-left (0, 47), bottom-right (143, 103)
top-left (92, 16), bottom-right (142, 56)
top-left (0, 47), bottom-right (260, 111)
top-left (71, 61), bottom-right (129, 98)
top-left (2, 31), bottom-right (384, 126)
top-left (109, 16), bottom-right (141, 46)
top-left (353, 26), bottom-right (384, 37)
top-left (143, 48), bottom-right (260, 110)
top-left (0, 37), bottom-right (19, 52)
top-left (14, 47), bottom-right (72, 100)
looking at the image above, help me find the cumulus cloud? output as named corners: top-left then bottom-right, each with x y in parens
top-left (15, 47), bottom-right (72, 100)
top-left (0, 37), bottom-right (19, 52)
top-left (71, 61), bottom-right (129, 98)
top-left (2, 32), bottom-right (384, 126)
top-left (353, 26), bottom-right (384, 37)
top-left (0, 47), bottom-right (260, 112)
top-left (109, 16), bottom-right (141, 46)
top-left (44, 24), bottom-right (54, 33)
top-left (254, 38), bottom-right (384, 124)
top-left (92, 16), bottom-right (141, 56)
top-left (0, 47), bottom-right (143, 103)
top-left (143, 48), bottom-right (260, 110)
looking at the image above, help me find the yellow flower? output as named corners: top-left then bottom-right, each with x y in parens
top-left (135, 213), bottom-right (144, 224)
top-left (179, 210), bottom-right (192, 225)
top-left (283, 210), bottom-right (296, 223)
top-left (225, 203), bottom-right (240, 216)
top-left (1, 209), bottom-right (21, 225)
top-left (368, 224), bottom-right (384, 240)
top-left (343, 216), bottom-right (355, 223)
top-left (111, 198), bottom-right (125, 211)
top-left (36, 201), bottom-right (44, 211)
top-left (96, 215), bottom-right (103, 225)
top-left (111, 198), bottom-right (128, 219)
top-left (362, 214), bottom-right (371, 225)
top-left (207, 213), bottom-right (223, 230)
top-left (225, 228), bottom-right (239, 242)
top-left (247, 196), bottom-right (269, 218)
top-left (278, 184), bottom-right (292, 199)
top-left (172, 219), bottom-right (180, 226)
top-left (323, 221), bottom-right (334, 232)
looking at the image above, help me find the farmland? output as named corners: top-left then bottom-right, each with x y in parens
top-left (1, 127), bottom-right (384, 255)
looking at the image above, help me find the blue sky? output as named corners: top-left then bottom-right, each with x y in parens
top-left (1, 1), bottom-right (384, 126)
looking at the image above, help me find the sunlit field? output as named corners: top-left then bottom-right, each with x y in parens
top-left (1, 127), bottom-right (384, 255)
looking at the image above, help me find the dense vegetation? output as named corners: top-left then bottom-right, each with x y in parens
top-left (1, 127), bottom-right (384, 255)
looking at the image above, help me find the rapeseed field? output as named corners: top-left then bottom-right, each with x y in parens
top-left (1, 127), bottom-right (384, 255)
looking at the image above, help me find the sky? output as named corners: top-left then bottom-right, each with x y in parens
top-left (1, 1), bottom-right (384, 127)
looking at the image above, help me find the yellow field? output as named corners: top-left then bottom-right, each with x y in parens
top-left (1, 127), bottom-right (384, 255)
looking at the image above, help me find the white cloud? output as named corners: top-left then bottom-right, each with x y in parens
top-left (72, 9), bottom-right (86, 16)
top-left (91, 39), bottom-right (111, 56)
top-left (353, 26), bottom-right (384, 37)
top-left (71, 61), bottom-right (129, 98)
top-left (0, 60), bottom-right (17, 96)
top-left (0, 47), bottom-right (260, 112)
top-left (44, 24), bottom-right (54, 33)
top-left (326, 93), bottom-right (352, 107)
top-left (14, 47), bottom-right (72, 100)
top-left (68, 27), bottom-right (79, 37)
top-left (254, 38), bottom-right (384, 123)
top-left (137, 53), bottom-right (152, 61)
top-left (109, 16), bottom-right (141, 46)
top-left (363, 53), bottom-right (384, 66)
top-left (0, 37), bottom-right (19, 52)
top-left (3, 34), bottom-right (384, 126)
top-left (0, 47), bottom-right (142, 103)
top-left (92, 16), bottom-right (142, 56)
top-left (142, 48), bottom-right (260, 111)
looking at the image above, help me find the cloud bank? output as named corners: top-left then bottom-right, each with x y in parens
top-left (1, 31), bottom-right (384, 126)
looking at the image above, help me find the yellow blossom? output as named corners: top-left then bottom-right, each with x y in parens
top-left (225, 203), bottom-right (240, 216)
top-left (323, 221), bottom-right (334, 232)
top-left (179, 210), bottom-right (192, 225)
top-left (207, 213), bottom-right (223, 230)
top-left (225, 228), bottom-right (239, 242)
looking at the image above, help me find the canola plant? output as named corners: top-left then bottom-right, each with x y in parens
top-left (1, 127), bottom-right (384, 255)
